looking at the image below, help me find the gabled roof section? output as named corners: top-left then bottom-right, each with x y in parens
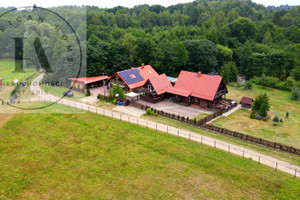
top-left (148, 74), bottom-right (173, 95)
top-left (167, 87), bottom-right (190, 97)
top-left (118, 68), bottom-right (144, 85)
top-left (108, 65), bottom-right (159, 89)
top-left (69, 76), bottom-right (108, 84)
top-left (241, 96), bottom-right (253, 104)
top-left (173, 70), bottom-right (225, 101)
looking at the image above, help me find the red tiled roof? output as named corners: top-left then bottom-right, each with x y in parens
top-left (241, 96), bottom-right (253, 104)
top-left (172, 70), bottom-right (225, 101)
top-left (69, 76), bottom-right (108, 85)
top-left (108, 65), bottom-right (159, 90)
top-left (167, 87), bottom-right (190, 97)
top-left (148, 74), bottom-right (172, 95)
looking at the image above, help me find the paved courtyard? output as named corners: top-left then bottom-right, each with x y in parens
top-left (90, 86), bottom-right (109, 97)
top-left (137, 99), bottom-right (213, 118)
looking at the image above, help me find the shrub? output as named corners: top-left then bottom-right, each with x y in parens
top-left (154, 113), bottom-right (158, 117)
top-left (250, 112), bottom-right (255, 119)
top-left (280, 119), bottom-right (283, 123)
top-left (243, 81), bottom-right (252, 90)
top-left (146, 108), bottom-right (152, 115)
top-left (252, 93), bottom-right (270, 119)
top-left (193, 118), bottom-right (197, 124)
top-left (291, 87), bottom-right (300, 101)
top-left (272, 115), bottom-right (279, 126)
top-left (97, 93), bottom-right (103, 100)
top-left (286, 112), bottom-right (289, 118)
top-left (112, 99), bottom-right (117, 105)
top-left (84, 88), bottom-right (90, 96)
top-left (177, 115), bottom-right (180, 120)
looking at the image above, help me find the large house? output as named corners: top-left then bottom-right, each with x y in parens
top-left (141, 74), bottom-right (173, 103)
top-left (106, 65), bottom-right (228, 109)
top-left (106, 64), bottom-right (159, 92)
top-left (168, 71), bottom-right (228, 109)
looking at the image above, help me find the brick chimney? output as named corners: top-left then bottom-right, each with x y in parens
top-left (196, 72), bottom-right (201, 77)
top-left (141, 63), bottom-right (145, 69)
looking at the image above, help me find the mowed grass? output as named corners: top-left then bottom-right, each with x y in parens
top-left (212, 84), bottom-right (300, 147)
top-left (40, 85), bottom-right (85, 100)
top-left (0, 110), bottom-right (300, 199)
top-left (142, 113), bottom-right (300, 166)
top-left (0, 60), bottom-right (35, 82)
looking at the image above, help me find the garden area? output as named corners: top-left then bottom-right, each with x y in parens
top-left (212, 84), bottom-right (300, 147)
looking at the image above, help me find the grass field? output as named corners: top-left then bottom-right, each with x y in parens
top-left (40, 85), bottom-right (85, 100)
top-left (142, 113), bottom-right (300, 166)
top-left (211, 84), bottom-right (300, 147)
top-left (0, 107), bottom-right (299, 199)
top-left (0, 60), bottom-right (36, 102)
top-left (0, 60), bottom-right (35, 82)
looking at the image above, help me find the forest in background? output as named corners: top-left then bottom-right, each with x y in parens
top-left (86, 0), bottom-right (300, 92)
top-left (0, 0), bottom-right (300, 92)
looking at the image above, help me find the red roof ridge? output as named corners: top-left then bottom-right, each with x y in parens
top-left (69, 76), bottom-right (108, 84)
top-left (173, 70), bottom-right (225, 101)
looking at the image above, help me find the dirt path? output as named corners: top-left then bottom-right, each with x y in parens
top-left (25, 74), bottom-right (300, 178)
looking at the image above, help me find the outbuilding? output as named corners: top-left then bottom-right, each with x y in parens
top-left (69, 76), bottom-right (108, 92)
top-left (240, 96), bottom-right (253, 109)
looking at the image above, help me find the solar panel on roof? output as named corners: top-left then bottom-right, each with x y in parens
top-left (119, 68), bottom-right (144, 85)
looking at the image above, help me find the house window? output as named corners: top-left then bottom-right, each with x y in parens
top-left (149, 70), bottom-right (152, 74)
top-left (148, 85), bottom-right (152, 90)
top-left (130, 74), bottom-right (136, 79)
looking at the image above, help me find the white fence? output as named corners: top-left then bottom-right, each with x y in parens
top-left (4, 98), bottom-right (299, 179)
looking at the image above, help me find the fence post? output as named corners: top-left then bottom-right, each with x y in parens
top-left (167, 126), bottom-right (168, 133)
top-left (137, 118), bottom-right (138, 125)
top-left (128, 116), bottom-right (130, 122)
top-left (103, 109), bottom-right (105, 116)
top-left (243, 151), bottom-right (245, 158)
top-left (275, 162), bottom-right (278, 171)
top-left (294, 169), bottom-right (298, 179)
top-left (112, 112), bottom-right (113, 118)
top-left (258, 156), bottom-right (260, 165)
top-left (120, 114), bottom-right (121, 121)
top-left (96, 108), bottom-right (97, 114)
top-left (189, 133), bottom-right (191, 140)
top-left (201, 137), bottom-right (203, 145)
top-left (146, 121), bottom-right (148, 128)
top-left (214, 141), bottom-right (216, 148)
top-left (177, 129), bottom-right (179, 137)
top-left (156, 123), bottom-right (157, 131)
top-left (228, 145), bottom-right (230, 154)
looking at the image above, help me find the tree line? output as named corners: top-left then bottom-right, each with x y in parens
top-left (86, 0), bottom-right (300, 93)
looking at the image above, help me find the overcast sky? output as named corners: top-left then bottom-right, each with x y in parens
top-left (0, 0), bottom-right (299, 8)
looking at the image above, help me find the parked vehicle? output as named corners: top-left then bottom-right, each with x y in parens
top-left (63, 91), bottom-right (74, 97)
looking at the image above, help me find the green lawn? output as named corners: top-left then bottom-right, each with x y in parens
top-left (0, 59), bottom-right (35, 82)
top-left (0, 107), bottom-right (299, 199)
top-left (40, 85), bottom-right (85, 100)
top-left (142, 113), bottom-right (300, 166)
top-left (212, 84), bottom-right (300, 147)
